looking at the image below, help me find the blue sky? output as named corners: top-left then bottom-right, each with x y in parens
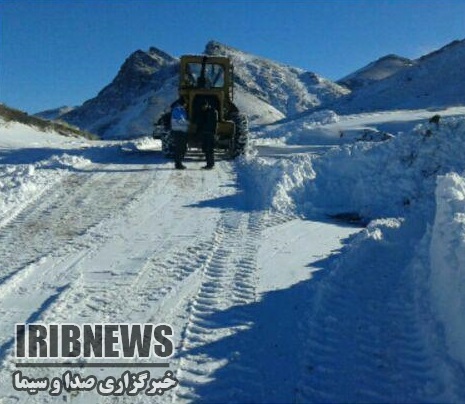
top-left (1, 0), bottom-right (464, 113)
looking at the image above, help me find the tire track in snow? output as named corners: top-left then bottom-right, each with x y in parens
top-left (39, 166), bottom-right (229, 327)
top-left (0, 167), bottom-right (156, 365)
top-left (0, 171), bottom-right (147, 288)
top-left (173, 210), bottom-right (264, 403)
top-left (49, 237), bottom-right (220, 325)
top-left (0, 161), bottom-right (226, 402)
top-left (295, 237), bottom-right (461, 403)
top-left (0, 159), bottom-right (264, 403)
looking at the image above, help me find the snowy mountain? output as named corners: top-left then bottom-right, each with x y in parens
top-left (57, 41), bottom-right (348, 139)
top-left (338, 54), bottom-right (414, 90)
top-left (326, 39), bottom-right (465, 113)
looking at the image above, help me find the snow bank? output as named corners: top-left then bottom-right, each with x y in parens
top-left (257, 108), bottom-right (465, 147)
top-left (240, 116), bottom-right (465, 374)
top-left (0, 119), bottom-right (93, 223)
top-left (430, 172), bottom-right (465, 367)
top-left (257, 110), bottom-right (343, 145)
top-left (244, 117), bottom-right (465, 220)
top-left (0, 154), bottom-right (91, 225)
top-left (237, 152), bottom-right (314, 213)
top-left (300, 117), bottom-right (465, 219)
top-left (122, 136), bottom-right (162, 152)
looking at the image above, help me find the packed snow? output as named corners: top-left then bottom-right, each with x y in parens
top-left (1, 105), bottom-right (465, 402)
top-left (430, 173), bottom-right (465, 368)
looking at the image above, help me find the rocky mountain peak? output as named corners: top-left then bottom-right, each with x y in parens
top-left (204, 40), bottom-right (237, 56)
top-left (148, 46), bottom-right (176, 61)
top-left (116, 48), bottom-right (176, 85)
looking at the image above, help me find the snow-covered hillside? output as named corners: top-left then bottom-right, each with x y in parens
top-left (0, 103), bottom-right (95, 140)
top-left (1, 102), bottom-right (465, 402)
top-left (327, 39), bottom-right (465, 113)
top-left (338, 54), bottom-right (414, 90)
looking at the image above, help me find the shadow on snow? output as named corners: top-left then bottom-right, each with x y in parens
top-left (176, 251), bottom-right (342, 403)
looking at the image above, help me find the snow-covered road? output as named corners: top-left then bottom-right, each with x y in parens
top-left (1, 111), bottom-right (465, 402)
top-left (0, 147), bottom-right (358, 402)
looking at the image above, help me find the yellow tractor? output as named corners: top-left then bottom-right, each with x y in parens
top-left (158, 55), bottom-right (248, 158)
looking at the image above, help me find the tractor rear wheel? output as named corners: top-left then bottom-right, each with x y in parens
top-left (230, 112), bottom-right (249, 158)
top-left (161, 131), bottom-right (175, 158)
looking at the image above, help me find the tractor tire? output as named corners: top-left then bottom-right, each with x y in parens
top-left (161, 131), bottom-right (175, 158)
top-left (230, 112), bottom-right (249, 158)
